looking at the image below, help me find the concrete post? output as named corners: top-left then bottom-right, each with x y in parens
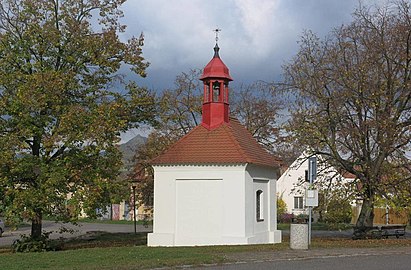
top-left (290, 223), bottom-right (309, 250)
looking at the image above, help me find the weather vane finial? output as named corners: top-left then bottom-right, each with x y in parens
top-left (213, 28), bottom-right (221, 43)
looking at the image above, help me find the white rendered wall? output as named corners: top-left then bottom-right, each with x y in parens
top-left (246, 164), bottom-right (282, 244)
top-left (175, 179), bottom-right (223, 245)
top-left (148, 164), bottom-right (281, 246)
top-left (148, 164), bottom-right (246, 246)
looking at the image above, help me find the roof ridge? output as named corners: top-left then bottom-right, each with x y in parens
top-left (224, 120), bottom-right (251, 162)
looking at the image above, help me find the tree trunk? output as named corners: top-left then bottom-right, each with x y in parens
top-left (31, 210), bottom-right (42, 240)
top-left (31, 135), bottom-right (43, 240)
top-left (353, 195), bottom-right (374, 239)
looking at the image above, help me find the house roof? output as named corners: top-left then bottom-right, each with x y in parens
top-left (151, 118), bottom-right (280, 168)
top-left (341, 171), bottom-right (357, 179)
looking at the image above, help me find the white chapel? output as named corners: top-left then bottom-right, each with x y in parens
top-left (147, 42), bottom-right (282, 246)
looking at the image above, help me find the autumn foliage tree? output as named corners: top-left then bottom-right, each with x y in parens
top-left (231, 81), bottom-right (284, 152)
top-left (157, 69), bottom-right (203, 137)
top-left (284, 1), bottom-right (411, 238)
top-left (0, 0), bottom-right (155, 239)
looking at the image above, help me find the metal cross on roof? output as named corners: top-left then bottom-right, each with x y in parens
top-left (213, 28), bottom-right (221, 43)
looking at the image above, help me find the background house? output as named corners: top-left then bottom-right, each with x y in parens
top-left (277, 153), bottom-right (410, 225)
top-left (276, 152), bottom-right (356, 218)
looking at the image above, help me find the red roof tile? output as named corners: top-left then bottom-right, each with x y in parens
top-left (151, 118), bottom-right (280, 168)
top-left (341, 171), bottom-right (357, 179)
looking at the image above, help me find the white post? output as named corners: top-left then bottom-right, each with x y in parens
top-left (308, 156), bottom-right (317, 247)
top-left (386, 205), bottom-right (389, 225)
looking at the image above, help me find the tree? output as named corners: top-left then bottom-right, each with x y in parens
top-left (156, 69), bottom-right (203, 137)
top-left (323, 194), bottom-right (353, 227)
top-left (231, 81), bottom-right (284, 153)
top-left (130, 131), bottom-right (168, 206)
top-left (314, 180), bottom-right (355, 226)
top-left (283, 0), bottom-right (411, 238)
top-left (0, 0), bottom-right (155, 239)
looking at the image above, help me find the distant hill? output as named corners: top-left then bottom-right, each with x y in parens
top-left (119, 135), bottom-right (147, 170)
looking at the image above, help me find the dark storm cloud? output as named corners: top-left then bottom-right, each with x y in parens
top-left (121, 0), bottom-right (379, 89)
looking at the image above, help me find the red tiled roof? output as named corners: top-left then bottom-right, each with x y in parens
top-left (341, 171), bottom-right (357, 179)
top-left (151, 118), bottom-right (280, 168)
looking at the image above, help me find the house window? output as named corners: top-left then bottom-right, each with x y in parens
top-left (294, 196), bottom-right (304, 209)
top-left (256, 190), bottom-right (264, 222)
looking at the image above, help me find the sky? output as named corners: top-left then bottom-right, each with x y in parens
top-left (118, 0), bottom-right (382, 142)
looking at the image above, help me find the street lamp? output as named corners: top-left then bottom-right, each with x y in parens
top-left (131, 181), bottom-right (137, 235)
top-left (131, 166), bottom-right (145, 235)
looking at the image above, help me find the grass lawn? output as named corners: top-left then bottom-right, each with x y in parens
top-left (0, 245), bottom-right (225, 270)
top-left (1, 231), bottom-right (411, 270)
top-left (0, 242), bottom-right (289, 270)
top-left (278, 223), bottom-right (411, 232)
top-left (76, 218), bottom-right (152, 226)
top-left (277, 222), bottom-right (352, 231)
top-left (42, 217), bottom-right (152, 226)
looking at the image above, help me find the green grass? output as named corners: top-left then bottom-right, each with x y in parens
top-left (43, 216), bottom-right (153, 225)
top-left (0, 243), bottom-right (289, 270)
top-left (0, 231), bottom-right (288, 269)
top-left (277, 222), bottom-right (352, 231)
top-left (277, 223), bottom-right (290, 230)
top-left (76, 218), bottom-right (151, 225)
top-left (0, 246), bottom-right (218, 270)
top-left (1, 232), bottom-right (411, 270)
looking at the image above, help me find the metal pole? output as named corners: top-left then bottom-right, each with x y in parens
top-left (132, 186), bottom-right (137, 234)
top-left (308, 206), bottom-right (312, 245)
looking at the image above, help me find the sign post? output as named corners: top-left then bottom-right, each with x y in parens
top-left (307, 156), bottom-right (318, 246)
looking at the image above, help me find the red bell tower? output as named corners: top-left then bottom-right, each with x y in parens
top-left (200, 33), bottom-right (233, 130)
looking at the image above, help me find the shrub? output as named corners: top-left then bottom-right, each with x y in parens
top-left (12, 232), bottom-right (62, 252)
top-left (293, 213), bottom-right (309, 224)
top-left (324, 198), bottom-right (352, 226)
top-left (276, 195), bottom-right (288, 221)
top-left (279, 213), bottom-right (294, 223)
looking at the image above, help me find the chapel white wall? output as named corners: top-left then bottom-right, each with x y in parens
top-left (148, 165), bottom-right (247, 246)
top-left (148, 164), bottom-right (282, 246)
top-left (246, 164), bottom-right (281, 244)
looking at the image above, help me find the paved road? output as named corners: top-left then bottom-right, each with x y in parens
top-left (196, 247), bottom-right (411, 270)
top-left (0, 220), bottom-right (152, 247)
